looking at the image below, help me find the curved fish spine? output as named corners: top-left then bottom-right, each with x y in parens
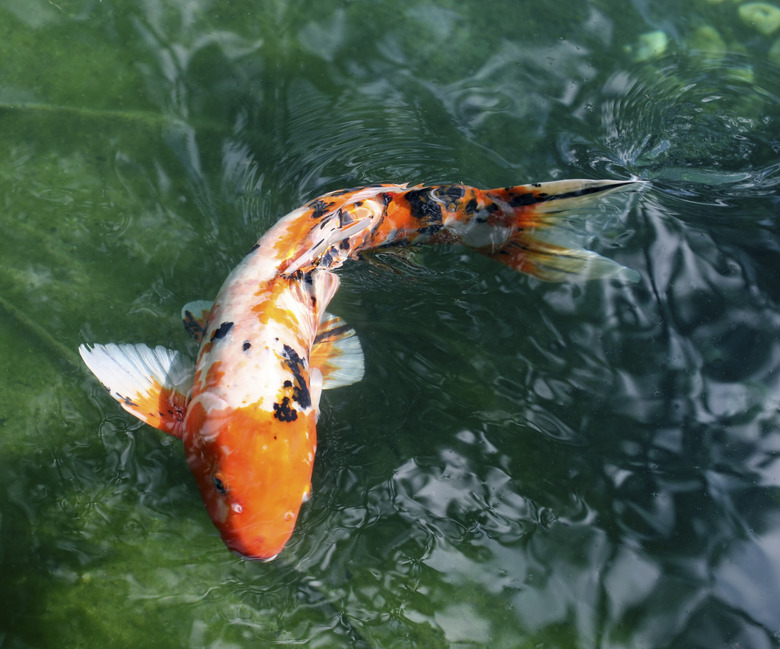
top-left (78, 177), bottom-right (641, 561)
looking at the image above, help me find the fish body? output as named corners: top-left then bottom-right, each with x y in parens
top-left (79, 178), bottom-right (640, 560)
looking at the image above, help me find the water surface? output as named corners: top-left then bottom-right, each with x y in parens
top-left (1, 0), bottom-right (780, 647)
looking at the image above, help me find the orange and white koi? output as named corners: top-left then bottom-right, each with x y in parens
top-left (79, 178), bottom-right (639, 560)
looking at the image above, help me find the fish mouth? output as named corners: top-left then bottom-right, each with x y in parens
top-left (223, 532), bottom-right (285, 562)
top-left (230, 548), bottom-right (278, 562)
top-left (229, 545), bottom-right (279, 562)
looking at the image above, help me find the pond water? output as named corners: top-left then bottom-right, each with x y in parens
top-left (1, 0), bottom-right (780, 647)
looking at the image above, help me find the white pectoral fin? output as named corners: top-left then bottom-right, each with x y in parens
top-left (78, 343), bottom-right (194, 439)
top-left (311, 312), bottom-right (365, 389)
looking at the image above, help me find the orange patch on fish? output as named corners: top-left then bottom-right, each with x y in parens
top-left (183, 402), bottom-right (317, 560)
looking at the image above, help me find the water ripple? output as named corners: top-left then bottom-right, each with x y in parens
top-left (563, 54), bottom-right (780, 207)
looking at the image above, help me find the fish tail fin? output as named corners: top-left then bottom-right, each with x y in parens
top-left (311, 312), bottom-right (364, 389)
top-left (78, 343), bottom-right (194, 438)
top-left (483, 179), bottom-right (642, 282)
top-left (483, 237), bottom-right (639, 282)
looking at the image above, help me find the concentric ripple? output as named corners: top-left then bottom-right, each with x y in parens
top-left (564, 54), bottom-right (780, 207)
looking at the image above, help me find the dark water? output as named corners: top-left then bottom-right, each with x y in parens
top-left (1, 1), bottom-right (780, 647)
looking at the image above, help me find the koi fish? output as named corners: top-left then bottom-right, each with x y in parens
top-left (79, 178), bottom-right (639, 560)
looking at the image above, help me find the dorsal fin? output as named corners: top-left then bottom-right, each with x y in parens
top-left (182, 300), bottom-right (213, 344)
top-left (312, 269), bottom-right (340, 311)
top-left (78, 343), bottom-right (193, 439)
top-left (312, 312), bottom-right (364, 389)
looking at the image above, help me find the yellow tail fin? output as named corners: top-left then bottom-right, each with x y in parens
top-left (484, 179), bottom-right (642, 282)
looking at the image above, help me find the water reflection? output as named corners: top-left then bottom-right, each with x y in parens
top-left (278, 48), bottom-right (780, 649)
top-left (529, 50), bottom-right (780, 647)
top-left (4, 0), bottom-right (780, 647)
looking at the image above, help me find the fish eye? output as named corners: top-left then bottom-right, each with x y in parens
top-left (213, 474), bottom-right (228, 495)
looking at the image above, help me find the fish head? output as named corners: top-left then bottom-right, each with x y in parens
top-left (182, 398), bottom-right (316, 560)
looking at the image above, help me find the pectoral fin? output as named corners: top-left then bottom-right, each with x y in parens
top-left (79, 343), bottom-right (193, 439)
top-left (182, 300), bottom-right (213, 344)
top-left (312, 312), bottom-right (364, 389)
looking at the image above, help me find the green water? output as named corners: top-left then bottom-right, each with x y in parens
top-left (2, 0), bottom-right (780, 647)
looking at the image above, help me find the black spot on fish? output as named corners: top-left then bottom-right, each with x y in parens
top-left (281, 344), bottom-right (312, 409)
top-left (435, 185), bottom-right (465, 204)
top-left (273, 397), bottom-right (298, 422)
top-left (283, 380), bottom-right (293, 388)
top-left (309, 199), bottom-right (331, 219)
top-left (119, 394), bottom-right (138, 408)
top-left (339, 238), bottom-right (351, 250)
top-left (508, 192), bottom-right (545, 207)
top-left (210, 321), bottom-right (234, 341)
top-left (464, 198), bottom-right (478, 214)
top-left (242, 340), bottom-right (251, 351)
top-left (417, 224), bottom-right (443, 236)
top-left (245, 242), bottom-right (260, 256)
top-left (405, 188), bottom-right (442, 222)
top-left (380, 192), bottom-right (393, 206)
